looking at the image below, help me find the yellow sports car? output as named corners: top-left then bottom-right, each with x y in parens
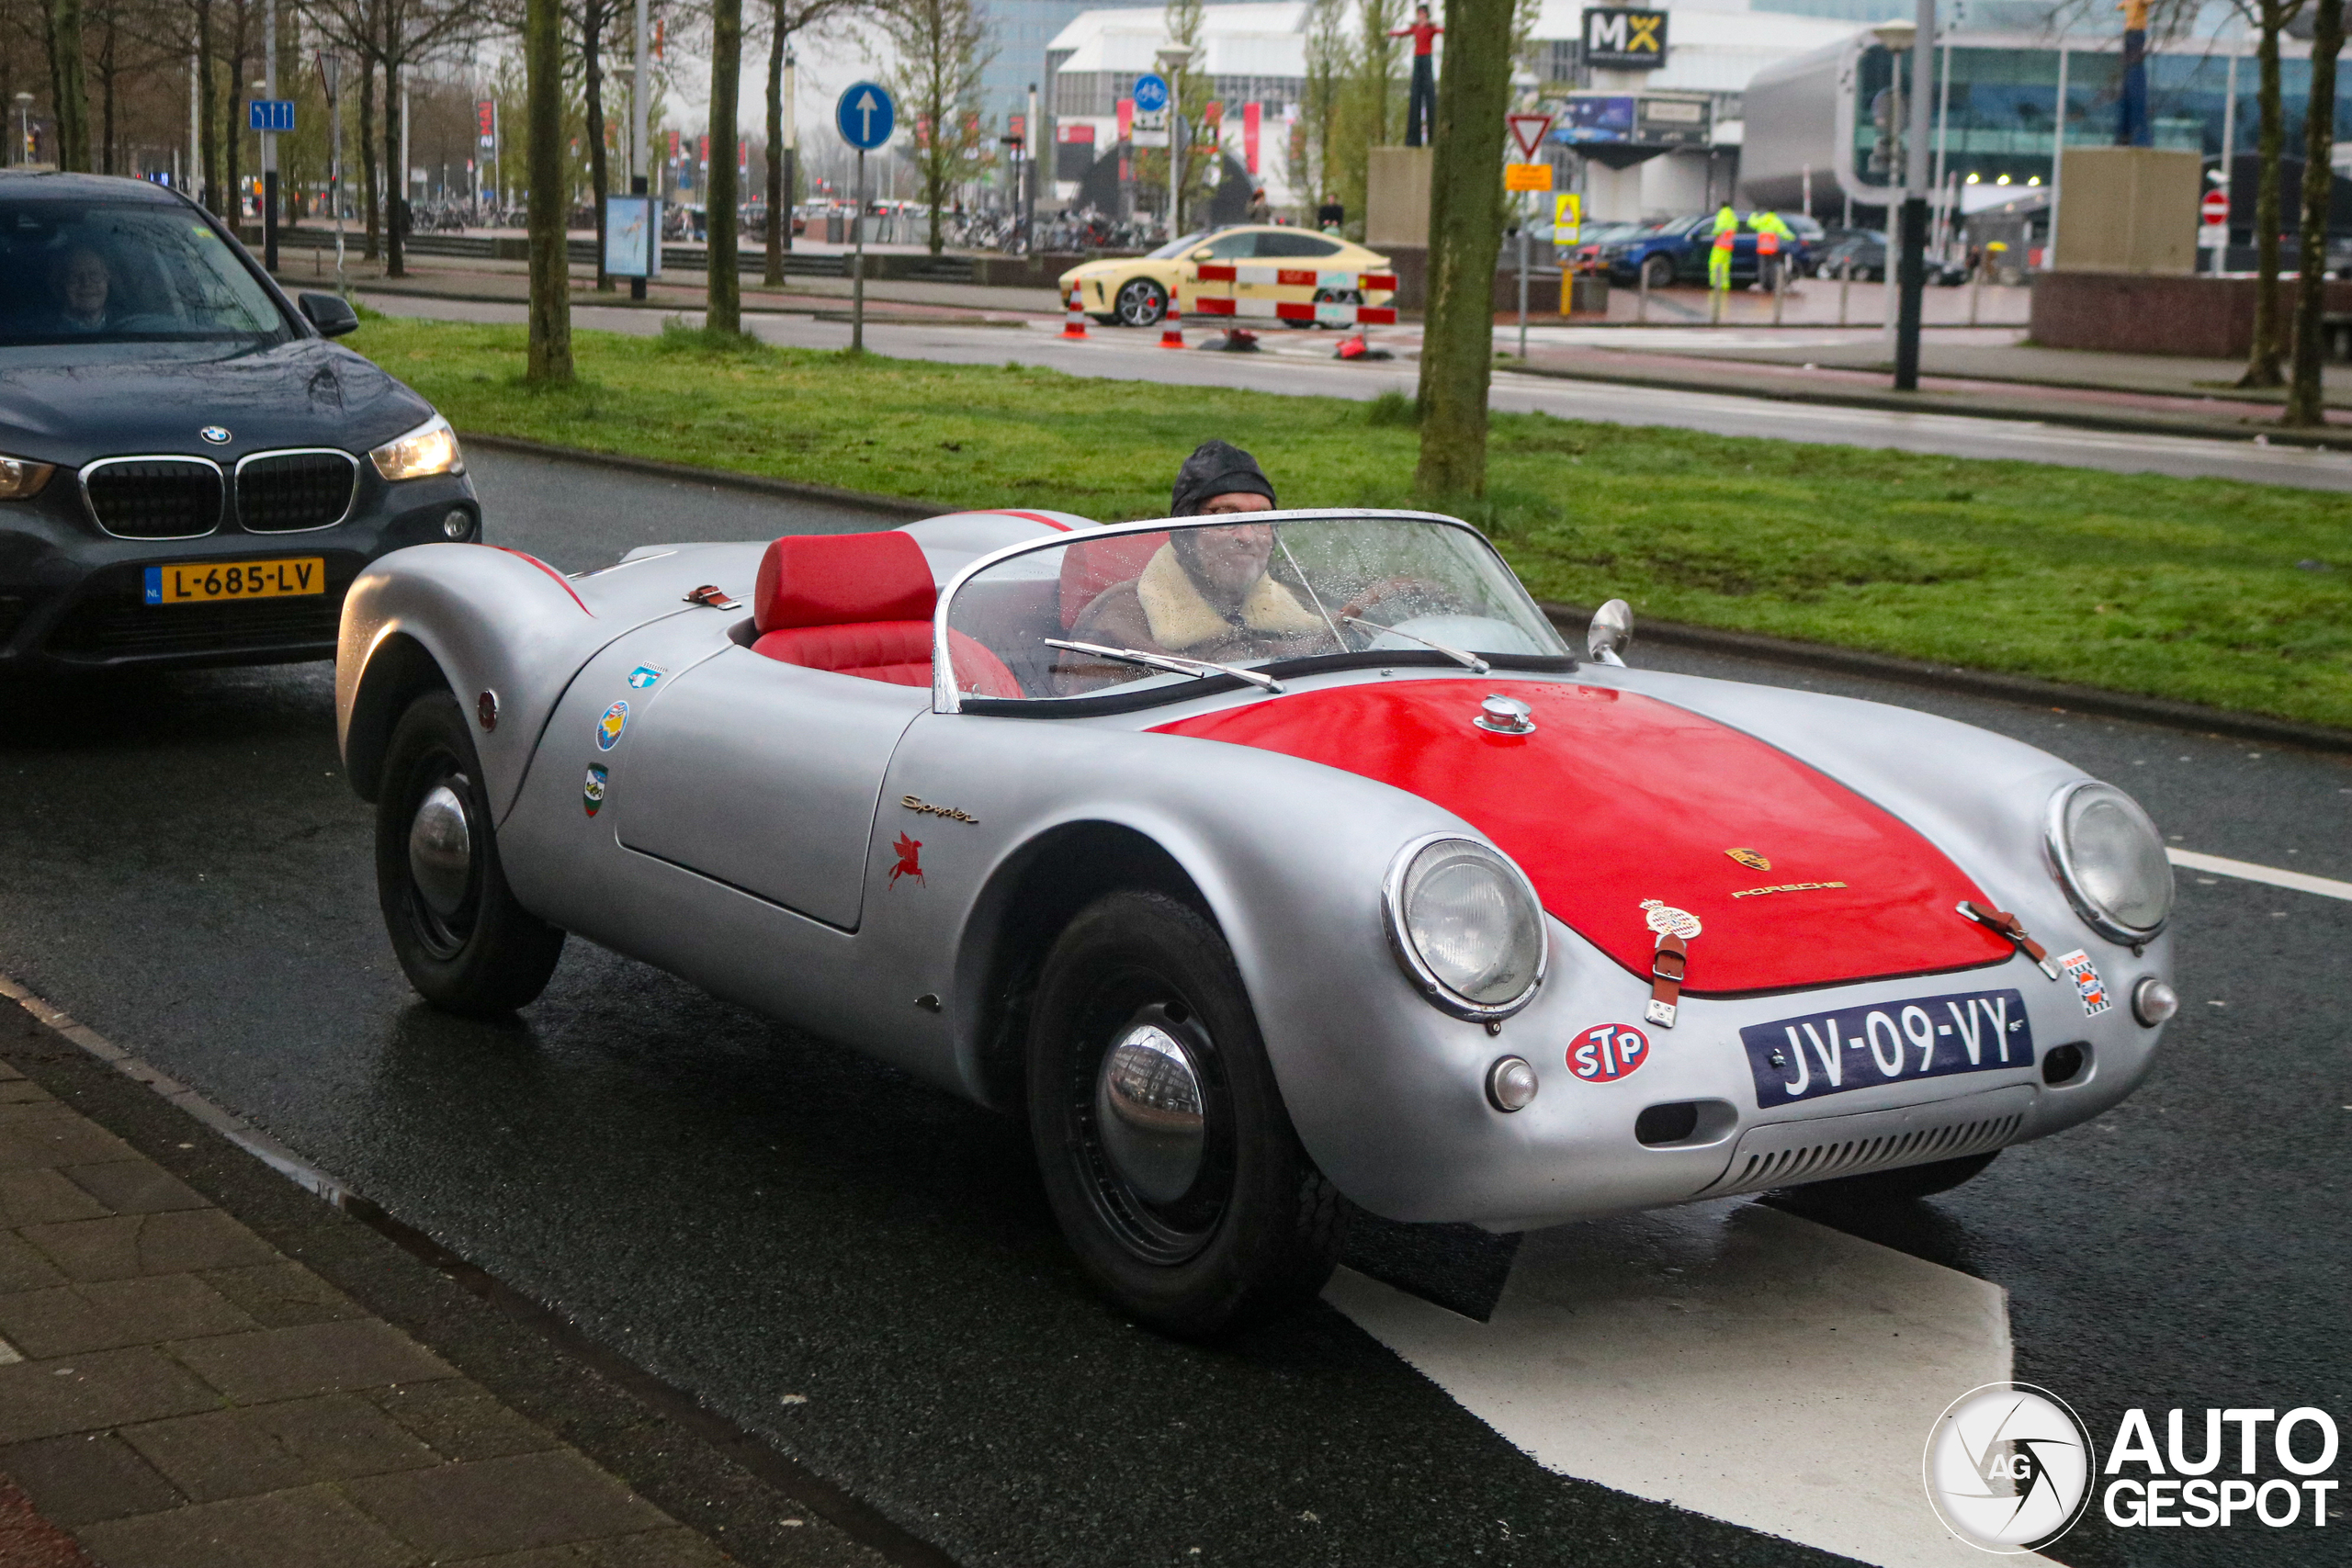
top-left (1058, 225), bottom-right (1393, 328)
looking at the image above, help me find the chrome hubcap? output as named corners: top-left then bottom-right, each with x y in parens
top-left (408, 783), bottom-right (473, 919)
top-left (1093, 1023), bottom-right (1206, 1204)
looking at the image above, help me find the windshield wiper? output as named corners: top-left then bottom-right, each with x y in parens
top-left (1341, 615), bottom-right (1489, 672)
top-left (1044, 637), bottom-right (1285, 694)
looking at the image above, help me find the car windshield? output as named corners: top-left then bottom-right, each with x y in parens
top-left (941, 513), bottom-right (1571, 706)
top-left (0, 198), bottom-right (289, 346)
top-left (1145, 230), bottom-right (1210, 260)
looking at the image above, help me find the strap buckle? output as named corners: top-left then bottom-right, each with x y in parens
top-left (1645, 933), bottom-right (1687, 1029)
top-left (1958, 900), bottom-right (2061, 979)
top-left (684, 584), bottom-right (741, 610)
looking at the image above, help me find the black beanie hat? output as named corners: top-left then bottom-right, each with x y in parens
top-left (1170, 439), bottom-right (1277, 516)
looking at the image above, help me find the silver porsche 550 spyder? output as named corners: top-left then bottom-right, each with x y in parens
top-left (335, 507), bottom-right (2180, 1336)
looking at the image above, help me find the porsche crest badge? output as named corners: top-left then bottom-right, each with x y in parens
top-left (1725, 847), bottom-right (1770, 872)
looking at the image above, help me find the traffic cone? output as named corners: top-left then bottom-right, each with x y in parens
top-left (1159, 297), bottom-right (1184, 348)
top-left (1061, 288), bottom-right (1089, 340)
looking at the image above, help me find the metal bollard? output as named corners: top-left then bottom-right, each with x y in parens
top-left (1638, 265), bottom-right (1648, 323)
top-left (1838, 262), bottom-right (1850, 327)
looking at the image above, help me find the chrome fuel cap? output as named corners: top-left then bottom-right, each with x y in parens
top-left (407, 783), bottom-right (474, 919)
top-left (1475, 694), bottom-right (1535, 735)
top-left (1094, 1023), bottom-right (1206, 1204)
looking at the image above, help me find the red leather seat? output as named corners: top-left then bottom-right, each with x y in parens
top-left (1057, 531), bottom-right (1168, 630)
top-left (751, 531), bottom-right (1023, 697)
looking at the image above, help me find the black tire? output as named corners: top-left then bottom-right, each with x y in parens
top-left (1027, 890), bottom-right (1346, 1337)
top-left (1781, 1150), bottom-right (2000, 1206)
top-left (1114, 276), bottom-right (1168, 327)
top-left (376, 689), bottom-right (565, 1016)
top-left (1639, 254), bottom-right (1675, 291)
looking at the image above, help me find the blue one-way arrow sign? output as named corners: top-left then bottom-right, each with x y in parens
top-left (836, 82), bottom-right (895, 151)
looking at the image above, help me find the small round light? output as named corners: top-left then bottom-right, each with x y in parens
top-left (442, 508), bottom-right (472, 540)
top-left (1486, 1055), bottom-right (1538, 1111)
top-left (2132, 976), bottom-right (2178, 1027)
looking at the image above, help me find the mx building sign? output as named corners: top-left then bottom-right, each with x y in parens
top-left (1583, 7), bottom-right (1667, 70)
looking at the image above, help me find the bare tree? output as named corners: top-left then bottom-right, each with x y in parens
top-left (571, 0), bottom-right (626, 289)
top-left (1414, 0), bottom-right (1510, 497)
top-left (707, 0), bottom-right (745, 329)
top-left (311, 0), bottom-right (486, 273)
top-left (877, 0), bottom-right (991, 255)
top-left (2233, 0), bottom-right (2307, 388)
top-left (526, 0), bottom-right (571, 377)
top-left (1291, 0), bottom-right (1346, 212)
top-left (763, 0), bottom-right (856, 283)
top-left (2284, 0), bottom-right (2344, 423)
top-left (49, 0), bottom-right (91, 167)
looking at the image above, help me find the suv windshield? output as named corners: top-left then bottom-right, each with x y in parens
top-left (0, 199), bottom-right (290, 346)
top-left (941, 513), bottom-right (1570, 705)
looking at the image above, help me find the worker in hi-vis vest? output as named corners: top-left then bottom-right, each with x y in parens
top-left (1707, 205), bottom-right (1739, 294)
top-left (1749, 209), bottom-right (1795, 290)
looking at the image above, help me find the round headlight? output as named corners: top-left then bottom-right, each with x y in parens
top-left (2046, 781), bottom-right (2173, 942)
top-left (1384, 835), bottom-right (1546, 1020)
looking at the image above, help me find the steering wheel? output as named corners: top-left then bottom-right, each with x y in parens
top-left (1333, 576), bottom-right (1476, 644)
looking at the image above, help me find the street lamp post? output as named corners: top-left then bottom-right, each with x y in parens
top-left (1892, 0), bottom-right (1933, 391)
top-left (12, 93), bottom-right (30, 168)
top-left (263, 0), bottom-right (279, 272)
top-left (320, 53), bottom-right (346, 294)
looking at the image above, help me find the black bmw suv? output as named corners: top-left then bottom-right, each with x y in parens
top-left (0, 170), bottom-right (478, 672)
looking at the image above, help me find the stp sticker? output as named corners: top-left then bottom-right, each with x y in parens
top-left (595, 700), bottom-right (629, 751)
top-left (1570, 1022), bottom-right (1650, 1083)
top-left (2052, 949), bottom-right (2112, 1016)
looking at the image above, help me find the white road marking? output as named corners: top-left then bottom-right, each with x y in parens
top-left (1329, 1200), bottom-right (2040, 1568)
top-left (2167, 849), bottom-right (2352, 901)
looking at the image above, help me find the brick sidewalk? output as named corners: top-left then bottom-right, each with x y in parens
top-left (0, 1060), bottom-right (730, 1568)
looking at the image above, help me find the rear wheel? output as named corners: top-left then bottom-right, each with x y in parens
top-left (1027, 890), bottom-right (1346, 1337)
top-left (376, 690), bottom-right (565, 1016)
top-left (1782, 1150), bottom-right (2000, 1206)
top-left (1114, 277), bottom-right (1168, 327)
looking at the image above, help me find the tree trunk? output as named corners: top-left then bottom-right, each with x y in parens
top-left (1413, 0), bottom-right (1510, 498)
top-left (196, 1), bottom-right (220, 214)
top-left (526, 0), bottom-right (572, 379)
top-left (99, 6), bottom-right (116, 174)
top-left (764, 9), bottom-right (786, 283)
top-left (49, 0), bottom-right (89, 170)
top-left (223, 20), bottom-right (243, 231)
top-left (586, 0), bottom-right (610, 290)
top-left (359, 57), bottom-right (379, 259)
top-left (2239, 8), bottom-right (2288, 389)
top-left (2285, 0), bottom-right (2343, 425)
top-left (383, 46), bottom-right (405, 276)
top-left (707, 0), bottom-right (744, 331)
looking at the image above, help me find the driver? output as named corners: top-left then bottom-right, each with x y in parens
top-left (50, 246), bottom-right (115, 333)
top-left (1057, 441), bottom-right (1331, 693)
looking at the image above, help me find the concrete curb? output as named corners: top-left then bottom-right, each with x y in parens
top-left (459, 434), bottom-right (2352, 755)
top-left (1496, 359), bottom-right (2352, 453)
top-left (1538, 600), bottom-right (2352, 754)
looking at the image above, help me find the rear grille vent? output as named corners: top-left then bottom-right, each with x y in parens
top-left (1702, 1093), bottom-right (2030, 1199)
top-left (81, 458), bottom-right (223, 539)
top-left (237, 450), bottom-right (357, 532)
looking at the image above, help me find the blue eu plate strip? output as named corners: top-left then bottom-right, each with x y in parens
top-left (143, 567), bottom-right (163, 604)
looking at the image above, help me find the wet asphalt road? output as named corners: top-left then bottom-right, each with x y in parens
top-left (3, 448), bottom-right (2346, 1567)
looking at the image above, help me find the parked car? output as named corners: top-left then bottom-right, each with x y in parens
top-left (1597, 212), bottom-right (1818, 288)
top-left (338, 506), bottom-right (2179, 1337)
top-left (1057, 224), bottom-right (1393, 328)
top-left (0, 170), bottom-right (476, 672)
top-left (1815, 229), bottom-right (1968, 286)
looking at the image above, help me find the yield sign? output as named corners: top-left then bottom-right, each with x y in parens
top-left (1508, 112), bottom-right (1555, 161)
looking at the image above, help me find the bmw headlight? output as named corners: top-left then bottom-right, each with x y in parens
top-left (0, 453), bottom-right (54, 500)
top-left (2045, 780), bottom-right (2173, 942)
top-left (368, 413), bottom-right (465, 482)
top-left (1384, 835), bottom-right (1546, 1020)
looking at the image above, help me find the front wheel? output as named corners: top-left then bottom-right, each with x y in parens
top-left (1027, 890), bottom-right (1347, 1338)
top-left (376, 690), bottom-right (566, 1016)
top-left (1114, 276), bottom-right (1168, 327)
top-left (1639, 254), bottom-right (1675, 291)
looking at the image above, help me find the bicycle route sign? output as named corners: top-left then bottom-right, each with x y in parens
top-left (837, 83), bottom-right (896, 152)
top-left (1132, 74), bottom-right (1170, 114)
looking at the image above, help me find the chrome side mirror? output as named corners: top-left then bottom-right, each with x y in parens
top-left (1588, 599), bottom-right (1633, 666)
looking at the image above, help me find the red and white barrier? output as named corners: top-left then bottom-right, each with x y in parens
top-left (1191, 265), bottom-right (1400, 325)
top-left (1061, 286), bottom-right (1090, 340)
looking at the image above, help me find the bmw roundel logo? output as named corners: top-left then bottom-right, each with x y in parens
top-left (198, 425), bottom-right (232, 445)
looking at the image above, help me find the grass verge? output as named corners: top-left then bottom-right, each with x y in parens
top-left (350, 316), bottom-right (2352, 728)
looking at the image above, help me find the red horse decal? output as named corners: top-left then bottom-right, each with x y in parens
top-left (889, 832), bottom-right (924, 886)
